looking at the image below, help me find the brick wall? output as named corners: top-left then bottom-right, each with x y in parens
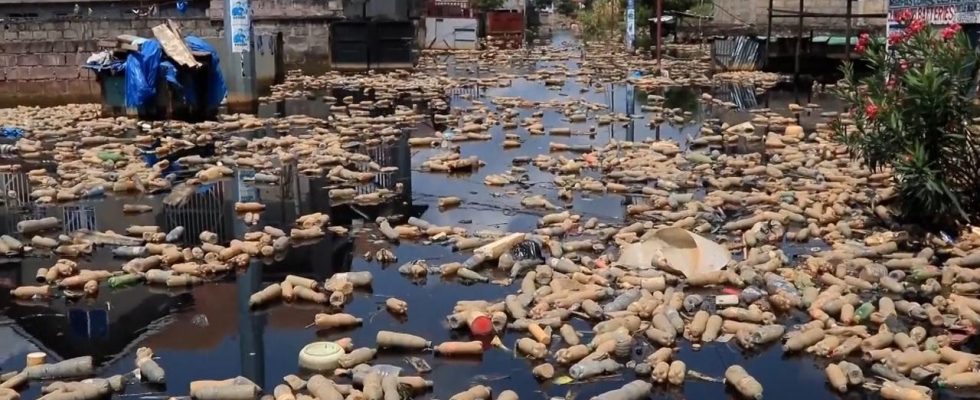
top-left (712, 0), bottom-right (887, 34)
top-left (0, 17), bottom-right (219, 93)
top-left (0, 0), bottom-right (341, 105)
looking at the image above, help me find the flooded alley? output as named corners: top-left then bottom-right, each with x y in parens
top-left (2, 20), bottom-right (980, 400)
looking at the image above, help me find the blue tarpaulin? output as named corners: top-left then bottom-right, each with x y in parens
top-left (123, 36), bottom-right (226, 110)
top-left (0, 127), bottom-right (25, 139)
top-left (124, 39), bottom-right (162, 108)
top-left (186, 36), bottom-right (226, 109)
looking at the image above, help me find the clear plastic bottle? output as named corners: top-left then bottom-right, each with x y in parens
top-left (764, 273), bottom-right (800, 304)
top-left (740, 286), bottom-right (766, 304)
top-left (82, 185), bottom-right (105, 198)
top-left (369, 364), bottom-right (402, 377)
top-left (440, 128), bottom-right (455, 149)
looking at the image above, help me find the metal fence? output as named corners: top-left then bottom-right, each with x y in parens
top-left (713, 83), bottom-right (759, 110)
top-left (711, 36), bottom-right (763, 71)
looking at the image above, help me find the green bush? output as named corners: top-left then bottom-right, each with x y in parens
top-left (833, 14), bottom-right (980, 228)
top-left (556, 0), bottom-right (577, 15)
top-left (472, 0), bottom-right (505, 11)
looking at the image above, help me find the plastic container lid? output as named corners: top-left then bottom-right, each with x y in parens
top-left (469, 314), bottom-right (494, 336)
top-left (298, 341), bottom-right (345, 372)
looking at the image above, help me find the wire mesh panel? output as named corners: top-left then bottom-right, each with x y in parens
top-left (712, 36), bottom-right (763, 71)
top-left (163, 181), bottom-right (228, 245)
top-left (714, 83), bottom-right (759, 110)
top-left (63, 205), bottom-right (98, 234)
top-left (0, 171), bottom-right (31, 208)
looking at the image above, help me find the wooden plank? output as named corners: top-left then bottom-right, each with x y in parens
top-left (116, 34), bottom-right (143, 44)
top-left (97, 40), bottom-right (119, 48)
top-left (151, 23), bottom-right (201, 68)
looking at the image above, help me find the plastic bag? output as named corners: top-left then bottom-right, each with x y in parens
top-left (511, 240), bottom-right (543, 262)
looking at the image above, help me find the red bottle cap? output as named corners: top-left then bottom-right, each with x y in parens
top-left (469, 314), bottom-right (494, 336)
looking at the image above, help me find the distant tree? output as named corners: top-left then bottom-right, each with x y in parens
top-left (472, 0), bottom-right (505, 11)
top-left (664, 0), bottom-right (697, 11)
top-left (527, 0), bottom-right (542, 26)
top-left (636, 0), bottom-right (697, 13)
top-left (557, 0), bottom-right (577, 14)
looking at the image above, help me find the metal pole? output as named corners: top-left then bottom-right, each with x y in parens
top-left (656, 0), bottom-right (662, 72)
top-left (766, 0), bottom-right (773, 66)
top-left (794, 0), bottom-right (803, 87)
top-left (626, 0), bottom-right (635, 53)
top-left (224, 0), bottom-right (258, 114)
top-left (844, 0), bottom-right (853, 59)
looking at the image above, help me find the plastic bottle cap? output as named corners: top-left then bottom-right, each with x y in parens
top-left (26, 352), bottom-right (46, 367)
top-left (469, 315), bottom-right (494, 336)
top-left (298, 341), bottom-right (345, 372)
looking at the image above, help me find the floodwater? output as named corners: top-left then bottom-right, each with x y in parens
top-left (0, 31), bottom-right (859, 399)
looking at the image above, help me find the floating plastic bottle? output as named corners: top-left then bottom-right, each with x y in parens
top-left (854, 302), bottom-right (875, 323)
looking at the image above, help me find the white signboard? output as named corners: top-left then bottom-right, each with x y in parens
top-left (230, 0), bottom-right (251, 53)
top-left (888, 0), bottom-right (980, 25)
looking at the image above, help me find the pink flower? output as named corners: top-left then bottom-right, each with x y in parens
top-left (896, 9), bottom-right (913, 24)
top-left (942, 23), bottom-right (962, 40)
top-left (856, 33), bottom-right (871, 54)
top-left (906, 19), bottom-right (926, 36)
top-left (888, 32), bottom-right (905, 45)
top-left (865, 102), bottom-right (879, 120)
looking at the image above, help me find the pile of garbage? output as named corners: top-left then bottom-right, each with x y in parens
top-left (83, 22), bottom-right (226, 112)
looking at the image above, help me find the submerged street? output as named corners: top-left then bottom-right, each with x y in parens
top-left (1, 26), bottom-right (977, 400)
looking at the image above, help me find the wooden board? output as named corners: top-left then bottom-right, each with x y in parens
top-left (97, 40), bottom-right (119, 48)
top-left (151, 24), bottom-right (201, 68)
top-left (116, 34), bottom-right (143, 44)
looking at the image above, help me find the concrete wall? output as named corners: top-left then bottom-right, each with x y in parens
top-left (0, 0), bottom-right (342, 106)
top-left (424, 17), bottom-right (478, 49)
top-left (341, 0), bottom-right (421, 20)
top-left (712, 0), bottom-right (887, 34)
top-left (0, 0), bottom-right (209, 19)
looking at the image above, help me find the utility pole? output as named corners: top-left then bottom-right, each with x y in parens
top-left (844, 0), bottom-right (853, 60)
top-left (626, 0), bottom-right (636, 53)
top-left (765, 0), bottom-right (773, 66)
top-left (224, 0), bottom-right (257, 113)
top-left (655, 0), bottom-right (662, 73)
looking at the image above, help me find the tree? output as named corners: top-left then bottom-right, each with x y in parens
top-left (557, 0), bottom-right (577, 15)
top-left (833, 13), bottom-right (980, 228)
top-left (663, 0), bottom-right (696, 12)
top-left (472, 0), bottom-right (505, 11)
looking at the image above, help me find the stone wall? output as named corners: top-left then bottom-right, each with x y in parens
top-left (712, 0), bottom-right (887, 34)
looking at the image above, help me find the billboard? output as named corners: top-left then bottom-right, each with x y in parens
top-left (888, 0), bottom-right (980, 25)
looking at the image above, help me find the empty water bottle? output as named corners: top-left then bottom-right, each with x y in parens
top-left (740, 286), bottom-right (766, 304)
top-left (764, 273), bottom-right (801, 304)
top-left (166, 226), bottom-right (185, 243)
top-left (440, 129), bottom-right (455, 149)
top-left (603, 288), bottom-right (641, 314)
top-left (369, 364), bottom-right (402, 377)
top-left (82, 185), bottom-right (105, 198)
top-left (854, 302), bottom-right (875, 322)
